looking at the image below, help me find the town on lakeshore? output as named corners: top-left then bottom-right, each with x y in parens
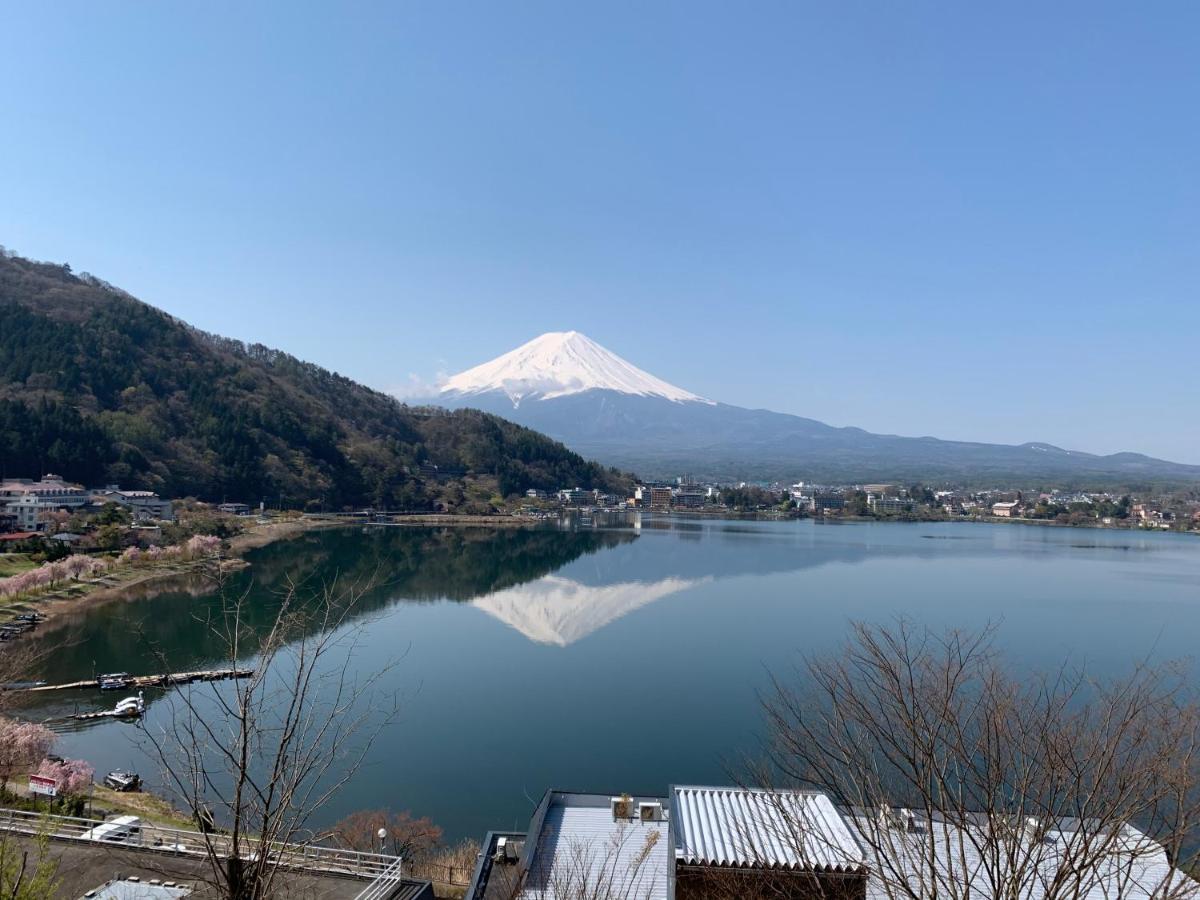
top-left (5, 4), bottom-right (1200, 899)
top-left (2, 472), bottom-right (1197, 559)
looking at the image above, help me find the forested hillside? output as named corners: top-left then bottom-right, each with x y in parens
top-left (0, 249), bottom-right (630, 509)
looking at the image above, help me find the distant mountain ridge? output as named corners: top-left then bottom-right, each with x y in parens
top-left (0, 251), bottom-right (630, 508)
top-left (435, 333), bottom-right (1200, 487)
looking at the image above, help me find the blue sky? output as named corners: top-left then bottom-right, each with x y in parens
top-left (2, 3), bottom-right (1197, 461)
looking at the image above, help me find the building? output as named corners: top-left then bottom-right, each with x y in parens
top-left (0, 474), bottom-right (88, 509)
top-left (467, 785), bottom-right (1193, 900)
top-left (524, 489), bottom-right (548, 500)
top-left (868, 495), bottom-right (908, 515)
top-left (673, 490), bottom-right (706, 509)
top-left (558, 487), bottom-right (591, 507)
top-left (810, 492), bottom-right (845, 513)
top-left (6, 495), bottom-right (47, 531)
top-left (90, 486), bottom-right (175, 522)
top-left (0, 475), bottom-right (88, 531)
top-left (672, 786), bottom-right (867, 900)
top-left (650, 487), bottom-right (674, 509)
top-left (991, 501), bottom-right (1021, 518)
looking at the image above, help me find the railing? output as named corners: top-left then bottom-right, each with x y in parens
top-left (355, 856), bottom-right (405, 900)
top-left (0, 807), bottom-right (398, 880)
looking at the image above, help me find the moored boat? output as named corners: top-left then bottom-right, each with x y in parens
top-left (102, 770), bottom-right (142, 792)
top-left (98, 673), bottom-right (132, 690)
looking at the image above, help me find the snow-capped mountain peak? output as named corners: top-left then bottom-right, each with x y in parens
top-left (440, 331), bottom-right (712, 405)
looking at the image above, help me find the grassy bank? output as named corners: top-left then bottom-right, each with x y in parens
top-left (0, 553), bottom-right (38, 578)
top-left (0, 519), bottom-right (345, 628)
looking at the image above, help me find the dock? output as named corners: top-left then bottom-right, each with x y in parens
top-left (17, 668), bottom-right (253, 692)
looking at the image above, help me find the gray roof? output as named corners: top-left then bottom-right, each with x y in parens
top-left (671, 786), bottom-right (866, 873)
top-left (84, 879), bottom-right (191, 899)
top-left (520, 793), bottom-right (669, 900)
top-left (851, 812), bottom-right (1198, 900)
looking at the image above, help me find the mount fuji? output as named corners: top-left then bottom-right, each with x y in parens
top-left (432, 332), bottom-right (1200, 485)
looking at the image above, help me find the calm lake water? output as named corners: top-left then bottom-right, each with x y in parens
top-left (19, 518), bottom-right (1200, 841)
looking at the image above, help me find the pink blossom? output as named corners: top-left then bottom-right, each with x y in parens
top-left (35, 757), bottom-right (94, 796)
top-left (0, 719), bottom-right (56, 778)
top-left (181, 534), bottom-right (222, 560)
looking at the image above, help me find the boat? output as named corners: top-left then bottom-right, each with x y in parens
top-left (112, 692), bottom-right (145, 718)
top-left (99, 673), bottom-right (132, 690)
top-left (102, 770), bottom-right (142, 792)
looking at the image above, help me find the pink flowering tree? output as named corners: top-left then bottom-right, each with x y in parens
top-left (34, 757), bottom-right (94, 797)
top-left (63, 554), bottom-right (103, 579)
top-left (0, 718), bottom-right (56, 779)
top-left (182, 534), bottom-right (222, 561)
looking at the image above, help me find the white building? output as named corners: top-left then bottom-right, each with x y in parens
top-left (0, 475), bottom-right (88, 531)
top-left (89, 486), bottom-right (175, 522)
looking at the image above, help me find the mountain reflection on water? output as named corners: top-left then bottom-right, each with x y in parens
top-left (19, 519), bottom-right (1200, 844)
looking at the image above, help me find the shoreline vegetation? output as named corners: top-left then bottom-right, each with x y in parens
top-left (4, 507), bottom-right (1193, 630)
top-left (0, 520), bottom-right (331, 628)
top-left (0, 514), bottom-right (546, 630)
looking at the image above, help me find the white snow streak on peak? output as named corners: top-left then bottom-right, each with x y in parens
top-left (440, 331), bottom-right (712, 405)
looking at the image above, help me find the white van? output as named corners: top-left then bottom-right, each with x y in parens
top-left (80, 815), bottom-right (142, 844)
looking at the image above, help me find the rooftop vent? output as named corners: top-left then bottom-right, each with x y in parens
top-left (611, 795), bottom-right (634, 820)
top-left (639, 802), bottom-right (664, 823)
top-left (878, 805), bottom-right (917, 832)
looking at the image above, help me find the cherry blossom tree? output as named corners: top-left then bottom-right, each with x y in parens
top-left (0, 720), bottom-right (55, 780)
top-left (34, 757), bottom-right (94, 797)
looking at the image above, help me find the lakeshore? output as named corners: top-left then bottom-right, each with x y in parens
top-left (0, 518), bottom-right (335, 629)
top-left (22, 518), bottom-right (1200, 844)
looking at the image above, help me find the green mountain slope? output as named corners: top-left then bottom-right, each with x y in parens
top-left (0, 250), bottom-right (630, 509)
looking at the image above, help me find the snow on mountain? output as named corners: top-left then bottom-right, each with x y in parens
top-left (471, 574), bottom-right (710, 646)
top-left (440, 330), bottom-right (712, 406)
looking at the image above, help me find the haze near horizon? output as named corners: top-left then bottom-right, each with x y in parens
top-left (2, 3), bottom-right (1196, 461)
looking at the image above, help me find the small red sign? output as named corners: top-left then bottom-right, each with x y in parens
top-left (29, 775), bottom-right (58, 797)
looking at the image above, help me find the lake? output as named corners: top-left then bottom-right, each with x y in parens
top-left (19, 518), bottom-right (1200, 841)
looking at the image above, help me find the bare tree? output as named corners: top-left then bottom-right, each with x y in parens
top-left (141, 572), bottom-right (401, 900)
top-left (749, 620), bottom-right (1200, 900)
top-left (332, 808), bottom-right (442, 861)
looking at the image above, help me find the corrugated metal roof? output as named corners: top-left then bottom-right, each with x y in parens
top-left (521, 794), bottom-right (669, 900)
top-left (672, 786), bottom-right (866, 873)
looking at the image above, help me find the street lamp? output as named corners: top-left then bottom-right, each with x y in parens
top-left (377, 827), bottom-right (388, 855)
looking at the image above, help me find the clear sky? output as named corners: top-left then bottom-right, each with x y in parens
top-left (2, 3), bottom-right (1197, 461)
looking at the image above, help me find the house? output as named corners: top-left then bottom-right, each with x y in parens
top-left (524, 489), bottom-right (548, 500)
top-left (991, 501), bottom-right (1021, 518)
top-left (466, 785), bottom-right (1195, 900)
top-left (89, 486), bottom-right (175, 522)
top-left (0, 532), bottom-right (39, 544)
top-left (218, 502), bottom-right (252, 516)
